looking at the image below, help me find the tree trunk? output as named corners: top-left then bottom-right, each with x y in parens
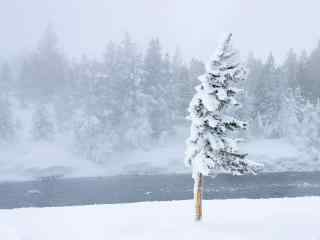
top-left (194, 172), bottom-right (203, 221)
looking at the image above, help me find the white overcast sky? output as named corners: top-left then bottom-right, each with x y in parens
top-left (1, 0), bottom-right (320, 62)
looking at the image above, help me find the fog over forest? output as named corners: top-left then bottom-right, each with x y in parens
top-left (2, 0), bottom-right (320, 61)
top-left (1, 1), bottom-right (320, 180)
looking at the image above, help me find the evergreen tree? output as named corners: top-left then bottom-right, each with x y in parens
top-left (143, 38), bottom-right (170, 137)
top-left (162, 53), bottom-right (175, 123)
top-left (71, 53), bottom-right (118, 161)
top-left (300, 100), bottom-right (320, 162)
top-left (278, 89), bottom-right (301, 140)
top-left (185, 34), bottom-right (259, 221)
top-left (283, 49), bottom-right (298, 88)
top-left (0, 62), bottom-right (13, 99)
top-left (171, 49), bottom-right (184, 119)
top-left (0, 63), bottom-right (15, 142)
top-left (73, 109), bottom-right (115, 163)
top-left (295, 50), bottom-right (310, 103)
top-left (253, 54), bottom-right (282, 136)
top-left (32, 104), bottom-right (55, 141)
top-left (306, 41), bottom-right (320, 101)
top-left (170, 50), bottom-right (194, 121)
top-left (118, 34), bottom-right (152, 147)
top-left (0, 96), bottom-right (15, 142)
top-left (176, 65), bottom-right (192, 119)
top-left (19, 25), bottom-right (68, 103)
top-left (246, 53), bottom-right (263, 122)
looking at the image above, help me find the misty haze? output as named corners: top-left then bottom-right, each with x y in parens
top-left (0, 1), bottom-right (320, 240)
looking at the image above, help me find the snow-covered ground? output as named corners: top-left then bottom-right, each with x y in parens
top-left (0, 197), bottom-right (319, 240)
top-left (0, 125), bottom-right (318, 182)
top-left (0, 139), bottom-right (106, 182)
top-left (242, 138), bottom-right (305, 172)
top-left (114, 136), bottom-right (311, 174)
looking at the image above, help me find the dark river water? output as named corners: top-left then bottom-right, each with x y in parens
top-left (0, 172), bottom-right (320, 209)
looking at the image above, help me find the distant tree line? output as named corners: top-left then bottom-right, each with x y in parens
top-left (1, 26), bottom-right (320, 162)
top-left (0, 27), bottom-right (204, 162)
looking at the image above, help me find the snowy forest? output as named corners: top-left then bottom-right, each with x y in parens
top-left (1, 26), bottom-right (320, 178)
top-left (3, 1), bottom-right (320, 238)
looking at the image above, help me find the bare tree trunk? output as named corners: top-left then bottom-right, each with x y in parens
top-left (194, 172), bottom-right (203, 221)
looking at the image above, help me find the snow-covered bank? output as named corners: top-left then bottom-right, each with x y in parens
top-left (0, 133), bottom-right (318, 182)
top-left (117, 137), bottom-right (312, 175)
top-left (242, 138), bottom-right (306, 172)
top-left (0, 140), bottom-right (106, 182)
top-left (0, 123), bottom-right (318, 182)
top-left (0, 197), bottom-right (319, 240)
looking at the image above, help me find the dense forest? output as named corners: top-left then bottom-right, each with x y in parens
top-left (1, 26), bottom-right (320, 164)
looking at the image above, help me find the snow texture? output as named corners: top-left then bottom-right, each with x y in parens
top-left (0, 197), bottom-right (319, 240)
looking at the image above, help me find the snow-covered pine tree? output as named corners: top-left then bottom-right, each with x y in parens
top-left (297, 50), bottom-right (309, 99)
top-left (143, 38), bottom-right (171, 138)
top-left (117, 34), bottom-right (152, 148)
top-left (278, 88), bottom-right (301, 141)
top-left (300, 100), bottom-right (320, 163)
top-left (185, 33), bottom-right (259, 221)
top-left (243, 52), bottom-right (263, 133)
top-left (0, 95), bottom-right (15, 142)
top-left (283, 49), bottom-right (298, 89)
top-left (0, 63), bottom-right (13, 99)
top-left (73, 108), bottom-right (114, 163)
top-left (19, 25), bottom-right (68, 103)
top-left (253, 53), bottom-right (282, 137)
top-left (32, 104), bottom-right (55, 141)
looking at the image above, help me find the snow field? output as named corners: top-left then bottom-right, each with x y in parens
top-left (0, 197), bottom-right (319, 240)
